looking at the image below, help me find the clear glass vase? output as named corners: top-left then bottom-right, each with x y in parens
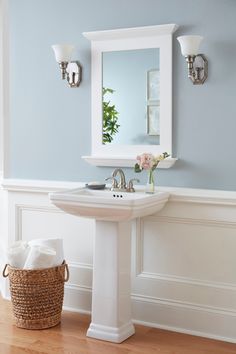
top-left (145, 169), bottom-right (155, 194)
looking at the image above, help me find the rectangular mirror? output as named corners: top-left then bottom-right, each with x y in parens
top-left (83, 24), bottom-right (178, 167)
top-left (102, 48), bottom-right (160, 146)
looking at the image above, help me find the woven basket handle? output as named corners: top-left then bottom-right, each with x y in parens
top-left (61, 263), bottom-right (69, 282)
top-left (2, 264), bottom-right (9, 278)
top-left (64, 263), bottom-right (69, 282)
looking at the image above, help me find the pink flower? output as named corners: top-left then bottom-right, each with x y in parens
top-left (136, 153), bottom-right (155, 170)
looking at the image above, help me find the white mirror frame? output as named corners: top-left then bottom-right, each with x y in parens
top-left (83, 24), bottom-right (178, 168)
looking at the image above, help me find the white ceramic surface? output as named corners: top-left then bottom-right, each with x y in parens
top-left (50, 187), bottom-right (169, 221)
top-left (50, 187), bottom-right (169, 343)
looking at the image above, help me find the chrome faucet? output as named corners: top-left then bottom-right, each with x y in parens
top-left (106, 168), bottom-right (139, 192)
top-left (105, 176), bottom-right (118, 191)
top-left (111, 168), bottom-right (127, 191)
top-left (126, 178), bottom-right (140, 193)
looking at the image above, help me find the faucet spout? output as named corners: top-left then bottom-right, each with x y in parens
top-left (111, 168), bottom-right (126, 191)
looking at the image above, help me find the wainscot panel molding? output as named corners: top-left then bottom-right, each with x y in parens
top-left (1, 178), bottom-right (236, 343)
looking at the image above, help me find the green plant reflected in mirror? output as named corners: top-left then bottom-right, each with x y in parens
top-left (102, 88), bottom-right (120, 144)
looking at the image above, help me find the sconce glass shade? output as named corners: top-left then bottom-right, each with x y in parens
top-left (52, 44), bottom-right (75, 62)
top-left (177, 35), bottom-right (203, 56)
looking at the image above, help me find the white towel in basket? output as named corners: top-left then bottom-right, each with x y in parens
top-left (23, 245), bottom-right (56, 270)
top-left (7, 241), bottom-right (29, 268)
top-left (28, 238), bottom-right (64, 266)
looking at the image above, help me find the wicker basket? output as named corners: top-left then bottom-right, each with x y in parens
top-left (2, 261), bottom-right (69, 329)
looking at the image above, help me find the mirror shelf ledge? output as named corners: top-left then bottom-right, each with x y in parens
top-left (82, 155), bottom-right (178, 168)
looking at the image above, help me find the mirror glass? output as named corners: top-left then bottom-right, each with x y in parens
top-left (102, 48), bottom-right (160, 146)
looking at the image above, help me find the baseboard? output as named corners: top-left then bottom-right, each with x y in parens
top-left (63, 305), bottom-right (91, 316)
top-left (132, 319), bottom-right (236, 344)
top-left (64, 284), bottom-right (92, 314)
top-left (132, 295), bottom-right (236, 343)
top-left (63, 296), bottom-right (236, 344)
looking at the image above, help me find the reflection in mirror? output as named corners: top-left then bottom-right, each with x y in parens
top-left (102, 48), bottom-right (160, 146)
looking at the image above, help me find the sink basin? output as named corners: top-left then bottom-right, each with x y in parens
top-left (50, 187), bottom-right (169, 221)
top-left (49, 186), bottom-right (169, 343)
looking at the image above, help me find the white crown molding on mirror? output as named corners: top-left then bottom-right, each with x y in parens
top-left (82, 24), bottom-right (178, 168)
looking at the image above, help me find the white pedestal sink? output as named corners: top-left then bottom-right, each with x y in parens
top-left (50, 187), bottom-right (169, 343)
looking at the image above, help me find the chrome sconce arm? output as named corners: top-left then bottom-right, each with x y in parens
top-left (58, 61), bottom-right (68, 80)
top-left (177, 36), bottom-right (208, 85)
top-left (52, 44), bottom-right (82, 88)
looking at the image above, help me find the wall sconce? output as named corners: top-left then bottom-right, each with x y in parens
top-left (52, 44), bottom-right (82, 88)
top-left (177, 35), bottom-right (208, 85)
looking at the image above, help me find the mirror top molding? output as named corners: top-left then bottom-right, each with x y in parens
top-left (83, 24), bottom-right (179, 42)
top-left (82, 24), bottom-right (178, 168)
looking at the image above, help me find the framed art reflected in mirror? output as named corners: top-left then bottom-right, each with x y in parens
top-left (147, 69), bottom-right (160, 136)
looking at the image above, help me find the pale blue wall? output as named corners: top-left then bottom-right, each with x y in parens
top-left (9, 0), bottom-right (236, 190)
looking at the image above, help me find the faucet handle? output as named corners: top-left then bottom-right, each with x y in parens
top-left (105, 177), bottom-right (118, 191)
top-left (126, 178), bottom-right (140, 193)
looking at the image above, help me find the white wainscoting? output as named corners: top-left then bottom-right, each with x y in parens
top-left (1, 179), bottom-right (236, 343)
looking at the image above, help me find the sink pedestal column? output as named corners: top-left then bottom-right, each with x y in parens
top-left (87, 220), bottom-right (135, 343)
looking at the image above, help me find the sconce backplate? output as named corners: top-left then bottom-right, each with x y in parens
top-left (187, 54), bottom-right (208, 85)
top-left (66, 61), bottom-right (82, 88)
